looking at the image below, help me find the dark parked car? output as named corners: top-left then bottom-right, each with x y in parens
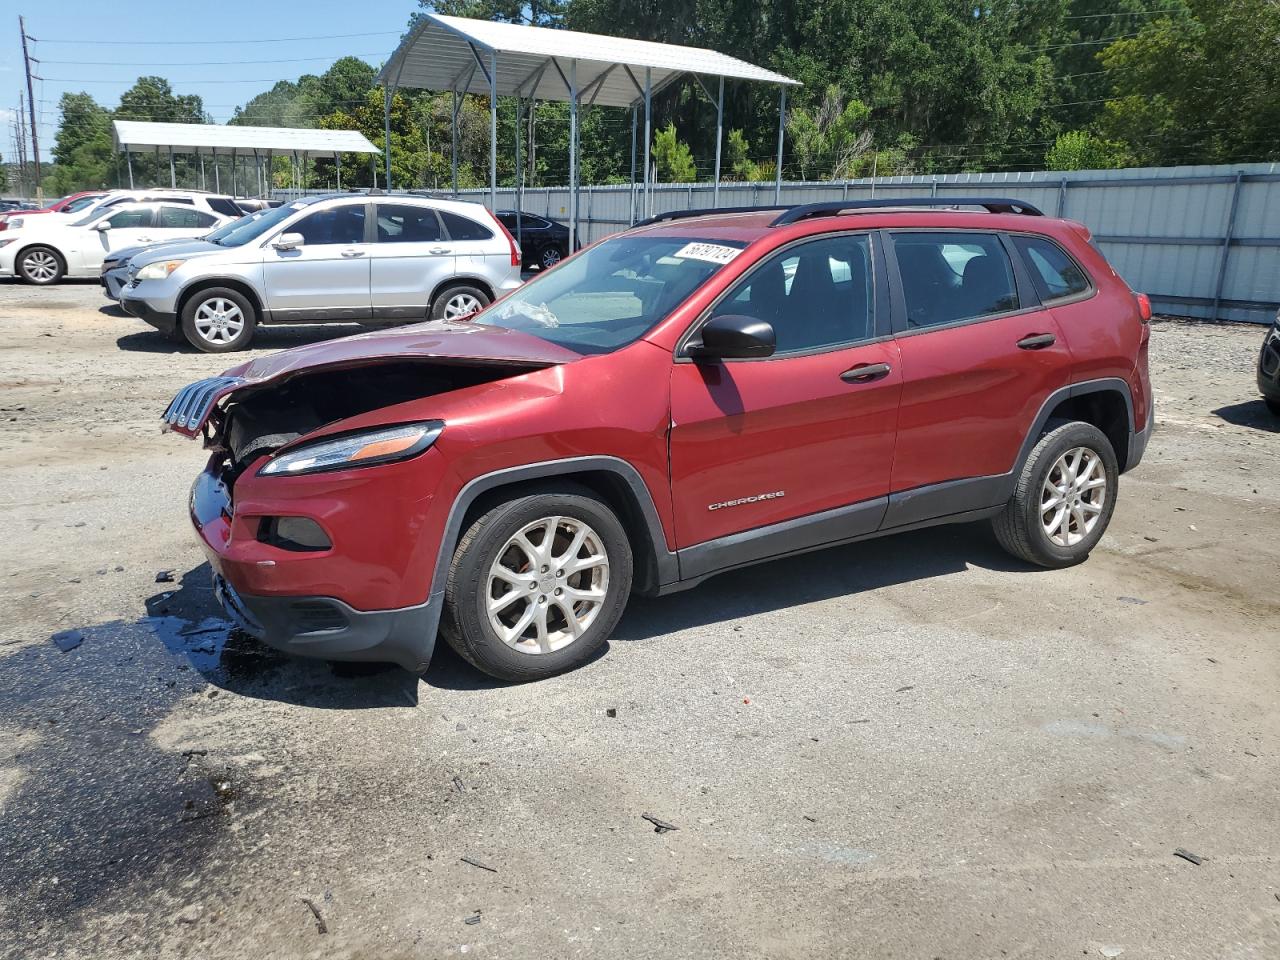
top-left (163, 196), bottom-right (1153, 681)
top-left (496, 210), bottom-right (574, 270)
top-left (1258, 310), bottom-right (1280, 415)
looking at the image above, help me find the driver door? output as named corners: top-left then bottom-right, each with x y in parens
top-left (86, 206), bottom-right (157, 270)
top-left (668, 233), bottom-right (901, 565)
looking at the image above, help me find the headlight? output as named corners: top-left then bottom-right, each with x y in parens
top-left (135, 259), bottom-right (186, 281)
top-left (258, 421), bottom-right (443, 477)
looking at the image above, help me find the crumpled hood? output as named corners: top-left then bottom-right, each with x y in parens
top-left (162, 320), bottom-right (581, 437)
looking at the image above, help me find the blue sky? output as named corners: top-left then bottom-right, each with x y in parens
top-left (4, 0), bottom-right (418, 161)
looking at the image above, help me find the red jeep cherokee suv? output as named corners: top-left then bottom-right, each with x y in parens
top-left (164, 197), bottom-right (1153, 681)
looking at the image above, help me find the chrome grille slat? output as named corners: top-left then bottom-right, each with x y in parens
top-left (162, 376), bottom-right (245, 434)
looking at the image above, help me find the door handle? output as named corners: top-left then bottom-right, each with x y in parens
top-left (1016, 333), bottom-right (1057, 350)
top-left (428, 247), bottom-right (452, 255)
top-left (340, 249), bottom-right (366, 258)
top-left (840, 362), bottom-right (892, 383)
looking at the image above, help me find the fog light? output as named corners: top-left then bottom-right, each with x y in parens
top-left (258, 516), bottom-right (332, 551)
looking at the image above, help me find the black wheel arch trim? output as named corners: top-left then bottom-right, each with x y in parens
top-left (177, 277), bottom-right (264, 323)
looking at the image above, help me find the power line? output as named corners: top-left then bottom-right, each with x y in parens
top-left (32, 31), bottom-right (399, 45)
top-left (40, 54), bottom-right (384, 67)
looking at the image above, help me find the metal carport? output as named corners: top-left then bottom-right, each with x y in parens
top-left (111, 121), bottom-right (381, 196)
top-left (377, 14), bottom-right (800, 248)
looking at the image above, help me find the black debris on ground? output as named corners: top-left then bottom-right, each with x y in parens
top-left (460, 857), bottom-right (498, 873)
top-left (300, 897), bottom-right (328, 934)
top-left (1173, 847), bottom-right (1204, 866)
top-left (51, 629), bottom-right (84, 653)
top-left (155, 570), bottom-right (175, 583)
top-left (641, 812), bottom-right (678, 834)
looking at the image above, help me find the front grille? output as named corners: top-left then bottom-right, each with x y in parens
top-left (162, 376), bottom-right (245, 432)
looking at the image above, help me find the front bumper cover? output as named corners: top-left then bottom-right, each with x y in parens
top-left (121, 292), bottom-right (178, 333)
top-left (213, 574), bottom-right (438, 671)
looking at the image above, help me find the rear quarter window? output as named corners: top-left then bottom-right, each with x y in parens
top-left (1012, 235), bottom-right (1092, 302)
top-left (440, 210), bottom-right (494, 241)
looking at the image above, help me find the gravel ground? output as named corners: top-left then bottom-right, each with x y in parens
top-left (1, 281), bottom-right (1278, 959)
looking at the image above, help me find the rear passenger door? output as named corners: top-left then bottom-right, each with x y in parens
top-left (368, 202), bottom-right (456, 320)
top-left (884, 230), bottom-right (1073, 525)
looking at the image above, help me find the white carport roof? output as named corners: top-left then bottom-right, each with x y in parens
top-left (111, 120), bottom-right (380, 157)
top-left (378, 14), bottom-right (799, 108)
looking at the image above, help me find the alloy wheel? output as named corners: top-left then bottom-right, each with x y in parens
top-left (193, 298), bottom-right (246, 345)
top-left (22, 250), bottom-right (59, 283)
top-left (1040, 446), bottom-right (1107, 547)
top-left (444, 292), bottom-right (482, 319)
top-left (485, 515), bottom-right (610, 654)
top-left (540, 247), bottom-right (562, 269)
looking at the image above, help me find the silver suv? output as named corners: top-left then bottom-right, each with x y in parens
top-left (120, 194), bottom-right (524, 352)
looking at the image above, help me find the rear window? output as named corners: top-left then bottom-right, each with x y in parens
top-left (440, 210), bottom-right (493, 241)
top-left (477, 233), bottom-right (747, 355)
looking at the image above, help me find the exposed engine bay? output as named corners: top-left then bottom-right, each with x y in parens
top-left (208, 360), bottom-right (543, 481)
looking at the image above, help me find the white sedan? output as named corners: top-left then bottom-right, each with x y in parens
top-left (0, 202), bottom-right (232, 285)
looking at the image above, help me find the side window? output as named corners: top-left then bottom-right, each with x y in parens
top-left (710, 234), bottom-right (875, 353)
top-left (159, 206), bottom-right (218, 229)
top-left (292, 205), bottom-right (367, 245)
top-left (892, 231), bottom-right (1019, 329)
top-left (439, 210), bottom-right (494, 241)
top-left (1012, 235), bottom-right (1091, 302)
top-left (106, 208), bottom-right (153, 229)
top-left (374, 203), bottom-right (443, 243)
top-left (206, 197), bottom-right (243, 218)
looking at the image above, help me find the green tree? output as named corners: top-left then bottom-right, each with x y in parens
top-left (652, 123), bottom-right (696, 182)
top-left (1097, 0), bottom-right (1280, 165)
top-left (1044, 130), bottom-right (1133, 170)
top-left (786, 85), bottom-right (872, 180)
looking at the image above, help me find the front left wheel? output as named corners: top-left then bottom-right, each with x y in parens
top-left (441, 488), bottom-right (633, 681)
top-left (17, 246), bottom-right (65, 285)
top-left (180, 287), bottom-right (258, 353)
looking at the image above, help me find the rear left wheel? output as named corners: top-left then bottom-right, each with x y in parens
top-left (430, 284), bottom-right (490, 321)
top-left (441, 488), bottom-right (633, 681)
top-left (538, 245), bottom-right (565, 270)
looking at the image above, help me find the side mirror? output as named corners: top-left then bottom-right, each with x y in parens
top-left (686, 314), bottom-right (776, 360)
top-left (94, 221), bottom-right (112, 232)
top-left (272, 232), bottom-right (304, 251)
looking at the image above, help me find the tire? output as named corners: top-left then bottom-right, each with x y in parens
top-left (538, 245), bottom-right (565, 270)
top-left (441, 487), bottom-right (634, 682)
top-left (991, 421), bottom-right (1119, 568)
top-left (1265, 397), bottom-right (1280, 417)
top-left (430, 283), bottom-right (490, 322)
top-left (180, 287), bottom-right (258, 353)
top-left (17, 246), bottom-right (65, 285)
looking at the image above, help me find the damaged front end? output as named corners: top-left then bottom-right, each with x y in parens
top-left (160, 324), bottom-right (580, 670)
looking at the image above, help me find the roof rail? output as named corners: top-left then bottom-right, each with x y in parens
top-left (633, 205), bottom-right (787, 228)
top-left (770, 197), bottom-right (1044, 226)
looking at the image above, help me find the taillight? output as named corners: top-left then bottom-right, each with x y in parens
top-left (489, 211), bottom-right (521, 268)
top-left (1135, 292), bottom-right (1152, 323)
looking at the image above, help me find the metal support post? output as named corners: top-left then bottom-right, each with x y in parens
top-left (335, 151), bottom-right (342, 190)
top-left (713, 76), bottom-right (724, 208)
top-left (629, 106), bottom-right (638, 226)
top-left (515, 97), bottom-right (523, 250)
top-left (169, 146), bottom-right (176, 188)
top-left (774, 86), bottom-right (787, 205)
top-left (126, 148), bottom-right (134, 188)
top-left (383, 87), bottom-right (393, 190)
top-left (569, 60), bottom-right (579, 251)
top-left (451, 88), bottom-right (460, 197)
top-left (1211, 171), bottom-right (1245, 321)
top-left (489, 50), bottom-right (498, 210)
top-left (642, 67), bottom-right (652, 217)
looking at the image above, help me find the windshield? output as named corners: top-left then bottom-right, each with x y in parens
top-left (476, 233), bottom-right (748, 354)
top-left (204, 200), bottom-right (313, 246)
top-left (62, 196), bottom-right (100, 213)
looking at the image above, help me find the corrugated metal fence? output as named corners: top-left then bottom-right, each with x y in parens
top-left (450, 163), bottom-right (1279, 324)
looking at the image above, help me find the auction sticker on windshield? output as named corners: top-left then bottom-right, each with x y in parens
top-left (673, 242), bottom-right (743, 265)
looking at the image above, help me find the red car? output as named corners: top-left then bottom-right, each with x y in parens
top-left (164, 197), bottom-right (1153, 681)
top-left (0, 190), bottom-right (107, 231)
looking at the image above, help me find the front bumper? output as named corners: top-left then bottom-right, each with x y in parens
top-left (213, 574), bottom-right (438, 671)
top-left (101, 268), bottom-right (129, 301)
top-left (189, 454), bottom-right (447, 670)
top-left (1259, 326), bottom-right (1280, 400)
top-left (121, 290), bottom-right (179, 334)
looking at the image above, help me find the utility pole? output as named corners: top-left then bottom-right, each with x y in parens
top-left (19, 16), bottom-right (42, 199)
top-left (15, 95), bottom-right (29, 193)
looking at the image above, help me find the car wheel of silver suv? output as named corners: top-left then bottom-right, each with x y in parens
top-left (181, 287), bottom-right (258, 353)
top-left (431, 283), bottom-right (491, 322)
top-left (441, 485), bottom-right (633, 682)
top-left (992, 420), bottom-right (1119, 568)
